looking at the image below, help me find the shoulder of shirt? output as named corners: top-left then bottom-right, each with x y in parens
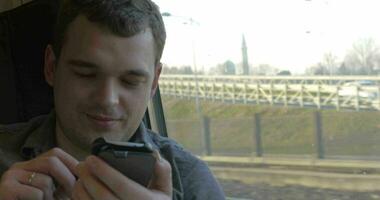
top-left (0, 115), bottom-right (48, 150)
top-left (145, 129), bottom-right (207, 176)
top-left (146, 129), bottom-right (195, 159)
top-left (145, 129), bottom-right (224, 199)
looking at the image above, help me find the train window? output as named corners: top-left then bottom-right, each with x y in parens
top-left (156, 0), bottom-right (380, 199)
top-left (1, 0), bottom-right (380, 199)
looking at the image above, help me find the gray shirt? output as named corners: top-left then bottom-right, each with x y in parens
top-left (0, 110), bottom-right (225, 200)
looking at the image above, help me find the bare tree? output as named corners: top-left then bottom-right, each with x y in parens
top-left (344, 38), bottom-right (380, 75)
top-left (305, 63), bottom-right (328, 75)
top-left (304, 52), bottom-right (338, 76)
top-left (322, 52), bottom-right (338, 76)
top-left (253, 64), bottom-right (279, 76)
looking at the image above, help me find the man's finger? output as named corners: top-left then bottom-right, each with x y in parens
top-left (16, 170), bottom-right (55, 200)
top-left (15, 183), bottom-right (45, 200)
top-left (75, 162), bottom-right (118, 200)
top-left (149, 150), bottom-right (172, 196)
top-left (72, 180), bottom-right (92, 200)
top-left (0, 179), bottom-right (44, 200)
top-left (54, 186), bottom-right (71, 200)
top-left (11, 156), bottom-right (76, 194)
top-left (85, 155), bottom-right (152, 199)
top-left (39, 148), bottom-right (79, 174)
top-left (2, 169), bottom-right (55, 200)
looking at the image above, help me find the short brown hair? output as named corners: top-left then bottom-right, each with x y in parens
top-left (53, 0), bottom-right (166, 65)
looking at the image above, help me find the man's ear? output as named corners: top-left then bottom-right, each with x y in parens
top-left (150, 63), bottom-right (162, 98)
top-left (44, 45), bottom-right (57, 87)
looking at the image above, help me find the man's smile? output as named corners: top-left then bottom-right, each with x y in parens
top-left (86, 113), bottom-right (121, 129)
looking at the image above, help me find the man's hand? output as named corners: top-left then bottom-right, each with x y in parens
top-left (0, 148), bottom-right (79, 200)
top-left (73, 150), bottom-right (172, 200)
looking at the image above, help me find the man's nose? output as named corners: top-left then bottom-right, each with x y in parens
top-left (94, 79), bottom-right (120, 107)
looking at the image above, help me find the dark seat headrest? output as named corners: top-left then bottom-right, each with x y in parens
top-left (0, 0), bottom-right (59, 124)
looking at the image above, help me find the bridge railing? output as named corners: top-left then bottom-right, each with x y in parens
top-left (159, 75), bottom-right (380, 111)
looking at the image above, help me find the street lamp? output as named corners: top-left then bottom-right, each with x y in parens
top-left (162, 12), bottom-right (202, 118)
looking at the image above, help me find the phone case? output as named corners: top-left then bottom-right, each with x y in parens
top-left (97, 150), bottom-right (156, 187)
top-left (91, 137), bottom-right (156, 187)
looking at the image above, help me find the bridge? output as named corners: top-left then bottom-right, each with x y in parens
top-left (159, 75), bottom-right (380, 111)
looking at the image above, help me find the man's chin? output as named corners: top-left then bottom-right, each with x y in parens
top-left (83, 131), bottom-right (125, 143)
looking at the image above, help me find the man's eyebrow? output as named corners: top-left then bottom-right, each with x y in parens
top-left (67, 59), bottom-right (99, 69)
top-left (68, 59), bottom-right (150, 77)
top-left (123, 69), bottom-right (150, 78)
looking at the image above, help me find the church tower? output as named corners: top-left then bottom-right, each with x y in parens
top-left (242, 34), bottom-right (249, 75)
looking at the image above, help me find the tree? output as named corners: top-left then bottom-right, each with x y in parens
top-left (277, 70), bottom-right (291, 76)
top-left (337, 63), bottom-right (351, 75)
top-left (181, 66), bottom-right (194, 74)
top-left (305, 63), bottom-right (328, 75)
top-left (216, 60), bottom-right (236, 75)
top-left (321, 52), bottom-right (338, 76)
top-left (161, 65), bottom-right (178, 74)
top-left (344, 38), bottom-right (380, 75)
top-left (253, 64), bottom-right (279, 76)
top-left (161, 65), bottom-right (193, 74)
top-left (305, 52), bottom-right (339, 76)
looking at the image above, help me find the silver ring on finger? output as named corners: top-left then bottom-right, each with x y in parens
top-left (28, 172), bottom-right (37, 184)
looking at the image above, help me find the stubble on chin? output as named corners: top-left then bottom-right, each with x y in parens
top-left (56, 116), bottom-right (93, 152)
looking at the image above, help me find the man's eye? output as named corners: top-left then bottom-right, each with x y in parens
top-left (74, 72), bottom-right (95, 78)
top-left (122, 79), bottom-right (141, 86)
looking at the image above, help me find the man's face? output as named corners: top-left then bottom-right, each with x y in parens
top-left (45, 15), bottom-right (160, 150)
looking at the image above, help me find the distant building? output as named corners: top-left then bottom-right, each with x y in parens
top-left (216, 60), bottom-right (236, 75)
top-left (223, 60), bottom-right (236, 75)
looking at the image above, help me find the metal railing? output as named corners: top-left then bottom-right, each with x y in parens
top-left (159, 75), bottom-right (380, 111)
top-left (166, 111), bottom-right (380, 160)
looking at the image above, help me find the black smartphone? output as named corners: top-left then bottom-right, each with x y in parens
top-left (91, 137), bottom-right (156, 187)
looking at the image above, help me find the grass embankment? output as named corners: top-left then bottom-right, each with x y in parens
top-left (162, 96), bottom-right (380, 158)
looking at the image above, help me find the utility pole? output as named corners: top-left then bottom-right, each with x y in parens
top-left (162, 12), bottom-right (202, 117)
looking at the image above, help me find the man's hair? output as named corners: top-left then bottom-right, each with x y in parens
top-left (53, 0), bottom-right (166, 65)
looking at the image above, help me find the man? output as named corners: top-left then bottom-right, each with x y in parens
top-left (0, 0), bottom-right (225, 199)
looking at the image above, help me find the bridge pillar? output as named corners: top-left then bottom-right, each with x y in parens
top-left (243, 83), bottom-right (247, 104)
top-left (232, 82), bottom-right (236, 104)
top-left (222, 83), bottom-right (225, 103)
top-left (256, 83), bottom-right (260, 105)
top-left (317, 85), bottom-right (321, 109)
top-left (284, 83), bottom-right (288, 107)
top-left (336, 86), bottom-right (340, 111)
top-left (269, 82), bottom-right (274, 105)
top-left (300, 85), bottom-right (304, 108)
top-left (355, 86), bottom-right (360, 111)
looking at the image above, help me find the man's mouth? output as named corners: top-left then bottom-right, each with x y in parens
top-left (87, 114), bottom-right (120, 121)
top-left (86, 113), bottom-right (121, 129)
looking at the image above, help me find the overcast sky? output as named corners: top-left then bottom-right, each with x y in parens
top-left (154, 0), bottom-right (380, 74)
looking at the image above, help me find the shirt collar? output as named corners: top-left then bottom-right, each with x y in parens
top-left (128, 122), bottom-right (159, 150)
top-left (21, 110), bottom-right (158, 159)
top-left (21, 110), bottom-right (57, 159)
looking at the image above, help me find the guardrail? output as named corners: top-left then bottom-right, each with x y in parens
top-left (166, 110), bottom-right (380, 161)
top-left (159, 75), bottom-right (380, 111)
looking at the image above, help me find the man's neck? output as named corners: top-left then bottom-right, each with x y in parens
top-left (55, 122), bottom-right (88, 161)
